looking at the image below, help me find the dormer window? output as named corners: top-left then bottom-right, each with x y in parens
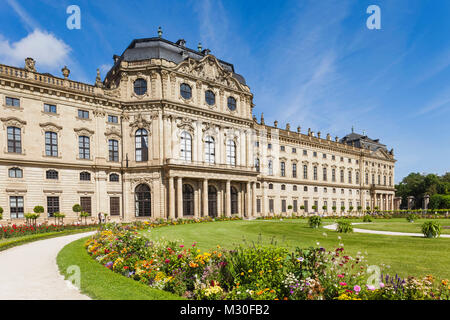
top-left (134, 78), bottom-right (147, 95)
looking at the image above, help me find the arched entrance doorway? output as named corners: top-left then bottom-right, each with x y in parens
top-left (183, 184), bottom-right (194, 216)
top-left (208, 186), bottom-right (217, 217)
top-left (135, 184), bottom-right (151, 217)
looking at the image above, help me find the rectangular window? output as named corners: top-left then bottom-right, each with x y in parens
top-left (268, 143), bottom-right (272, 149)
top-left (303, 150), bottom-right (307, 156)
top-left (323, 153), bottom-right (326, 159)
top-left (292, 148), bottom-right (296, 153)
top-left (109, 139), bottom-right (119, 162)
top-left (110, 197), bottom-right (120, 216)
top-left (293, 199), bottom-right (298, 212)
top-left (256, 198), bottom-right (261, 213)
top-left (303, 165), bottom-right (308, 179)
top-left (47, 196), bottom-right (60, 217)
top-left (10, 196), bottom-right (24, 219)
top-left (7, 127), bottom-right (21, 153)
top-left (80, 197), bottom-right (92, 214)
top-left (314, 201), bottom-right (318, 212)
top-left (44, 104), bottom-right (57, 113)
top-left (281, 199), bottom-right (286, 213)
top-left (313, 151), bottom-right (317, 157)
top-left (292, 163), bottom-right (297, 178)
top-left (78, 109), bottom-right (89, 119)
top-left (340, 170), bottom-right (344, 183)
top-left (323, 167), bottom-right (327, 181)
top-left (6, 97), bottom-right (20, 107)
top-left (45, 132), bottom-right (58, 157)
top-left (108, 115), bottom-right (118, 123)
top-left (280, 145), bottom-right (285, 152)
top-left (313, 166), bottom-right (317, 180)
top-left (348, 170), bottom-right (352, 184)
top-left (304, 200), bottom-right (309, 213)
top-left (332, 169), bottom-right (336, 182)
top-left (79, 136), bottom-right (90, 159)
top-left (280, 162), bottom-right (285, 177)
top-left (269, 199), bottom-right (274, 213)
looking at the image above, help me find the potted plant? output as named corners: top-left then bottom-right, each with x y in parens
top-left (72, 204), bottom-right (82, 221)
top-left (421, 221), bottom-right (441, 238)
top-left (300, 205), bottom-right (305, 216)
top-left (80, 211), bottom-right (90, 225)
top-left (348, 206), bottom-right (354, 215)
top-left (406, 213), bottom-right (417, 223)
top-left (322, 205), bottom-right (327, 215)
top-left (332, 206), bottom-right (337, 216)
top-left (357, 205), bottom-right (363, 215)
top-left (340, 206), bottom-right (346, 216)
top-left (308, 215), bottom-right (322, 228)
top-left (312, 205), bottom-right (318, 213)
top-left (54, 212), bottom-right (66, 225)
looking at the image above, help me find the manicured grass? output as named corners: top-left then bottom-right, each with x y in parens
top-left (143, 219), bottom-right (450, 280)
top-left (355, 218), bottom-right (450, 234)
top-left (0, 228), bottom-right (98, 252)
top-left (57, 237), bottom-right (184, 300)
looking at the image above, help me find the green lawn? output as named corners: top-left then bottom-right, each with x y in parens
top-left (142, 219), bottom-right (450, 280)
top-left (354, 218), bottom-right (450, 234)
top-left (57, 237), bottom-right (184, 300)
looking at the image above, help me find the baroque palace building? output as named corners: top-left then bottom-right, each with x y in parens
top-left (0, 36), bottom-right (397, 223)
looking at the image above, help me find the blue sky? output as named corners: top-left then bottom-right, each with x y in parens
top-left (0, 0), bottom-right (449, 182)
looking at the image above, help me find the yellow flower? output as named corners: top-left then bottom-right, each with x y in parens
top-left (240, 272), bottom-right (244, 276)
top-left (248, 269), bottom-right (253, 273)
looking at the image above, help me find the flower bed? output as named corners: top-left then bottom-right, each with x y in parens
top-left (0, 223), bottom-right (98, 240)
top-left (85, 222), bottom-right (450, 300)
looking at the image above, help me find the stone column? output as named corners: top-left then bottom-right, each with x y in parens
top-left (168, 176), bottom-right (175, 220)
top-left (245, 181), bottom-right (251, 218)
top-left (177, 177), bottom-right (183, 218)
top-left (225, 180), bottom-right (231, 217)
top-left (202, 178), bottom-right (208, 217)
top-left (252, 182), bottom-right (257, 217)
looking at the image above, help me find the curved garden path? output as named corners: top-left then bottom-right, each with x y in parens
top-left (0, 231), bottom-right (95, 300)
top-left (323, 222), bottom-right (450, 238)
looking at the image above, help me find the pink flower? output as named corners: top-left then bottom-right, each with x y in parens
top-left (353, 285), bottom-right (361, 293)
top-left (165, 259), bottom-right (170, 263)
top-left (339, 282), bottom-right (347, 286)
top-left (180, 245), bottom-right (184, 248)
top-left (337, 274), bottom-right (344, 278)
top-left (379, 282), bottom-right (385, 288)
top-left (366, 285), bottom-right (375, 291)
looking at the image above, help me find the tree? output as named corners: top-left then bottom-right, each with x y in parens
top-left (73, 204), bottom-right (82, 220)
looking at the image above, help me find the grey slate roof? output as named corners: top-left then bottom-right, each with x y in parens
top-left (111, 37), bottom-right (246, 85)
top-left (339, 132), bottom-right (387, 152)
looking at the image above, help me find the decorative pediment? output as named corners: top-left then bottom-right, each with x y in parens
top-left (74, 127), bottom-right (95, 137)
top-left (104, 126), bottom-right (122, 139)
top-left (177, 117), bottom-right (195, 134)
top-left (172, 55), bottom-right (244, 91)
top-left (39, 122), bottom-right (62, 132)
top-left (1, 116), bottom-right (27, 128)
top-left (129, 113), bottom-right (152, 133)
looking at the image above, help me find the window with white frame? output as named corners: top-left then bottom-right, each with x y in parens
top-left (204, 136), bottom-right (215, 164)
top-left (180, 131), bottom-right (193, 161)
top-left (226, 139), bottom-right (236, 165)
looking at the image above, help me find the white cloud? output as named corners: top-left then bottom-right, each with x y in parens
top-left (0, 29), bottom-right (71, 71)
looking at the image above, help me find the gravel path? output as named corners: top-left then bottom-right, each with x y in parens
top-left (0, 231), bottom-right (95, 300)
top-left (323, 223), bottom-right (450, 238)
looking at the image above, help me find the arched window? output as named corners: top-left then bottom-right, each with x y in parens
top-left (180, 131), bottom-right (192, 161)
top-left (135, 184), bottom-right (151, 216)
top-left (78, 136), bottom-right (90, 159)
top-left (180, 83), bottom-right (192, 99)
top-left (231, 186), bottom-right (238, 214)
top-left (109, 173), bottom-right (119, 182)
top-left (182, 184), bottom-right (194, 216)
top-left (134, 78), bottom-right (147, 95)
top-left (268, 159), bottom-right (273, 175)
top-left (226, 140), bottom-right (236, 166)
top-left (80, 171), bottom-right (91, 181)
top-left (45, 132), bottom-right (58, 157)
top-left (135, 129), bottom-right (148, 162)
top-left (205, 90), bottom-right (215, 105)
top-left (227, 96), bottom-right (236, 111)
top-left (8, 167), bottom-right (22, 178)
top-left (46, 170), bottom-right (58, 180)
top-left (7, 126), bottom-right (21, 153)
top-left (204, 136), bottom-right (215, 164)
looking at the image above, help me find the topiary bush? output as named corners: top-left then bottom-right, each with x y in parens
top-left (336, 220), bottom-right (353, 233)
top-left (308, 215), bottom-right (322, 228)
top-left (0, 206), bottom-right (3, 220)
top-left (363, 215), bottom-right (373, 223)
top-left (421, 221), bottom-right (441, 238)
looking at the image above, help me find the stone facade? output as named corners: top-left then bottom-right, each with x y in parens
top-left (0, 37), bottom-right (396, 224)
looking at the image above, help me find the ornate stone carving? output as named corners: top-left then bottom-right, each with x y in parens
top-left (24, 58), bottom-right (36, 72)
top-left (1, 117), bottom-right (27, 128)
top-left (74, 127), bottom-right (95, 137)
top-left (39, 122), bottom-right (62, 132)
top-left (129, 113), bottom-right (152, 133)
top-left (104, 126), bottom-right (122, 139)
top-left (177, 117), bottom-right (195, 134)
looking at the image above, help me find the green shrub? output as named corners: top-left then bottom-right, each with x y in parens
top-left (363, 215), bottom-right (373, 222)
top-left (0, 206), bottom-right (3, 220)
top-left (33, 206), bottom-right (45, 214)
top-left (308, 215), bottom-right (322, 228)
top-left (406, 213), bottom-right (418, 223)
top-left (421, 221), bottom-right (441, 238)
top-left (336, 220), bottom-right (353, 233)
